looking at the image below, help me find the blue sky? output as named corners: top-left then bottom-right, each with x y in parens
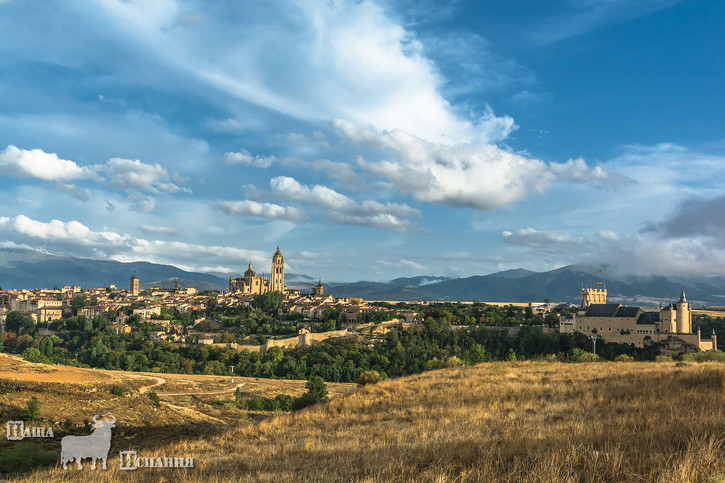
top-left (0, 0), bottom-right (723, 282)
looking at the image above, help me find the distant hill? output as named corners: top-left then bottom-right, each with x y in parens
top-left (1, 248), bottom-right (724, 305)
top-left (323, 265), bottom-right (725, 306)
top-left (0, 248), bottom-right (227, 291)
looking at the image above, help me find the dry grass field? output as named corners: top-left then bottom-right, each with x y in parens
top-left (13, 360), bottom-right (725, 482)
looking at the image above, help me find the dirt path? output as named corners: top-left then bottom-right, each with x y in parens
top-left (119, 373), bottom-right (167, 394)
top-left (157, 382), bottom-right (245, 397)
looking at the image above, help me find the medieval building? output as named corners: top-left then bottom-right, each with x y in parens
top-left (229, 246), bottom-right (286, 294)
top-left (560, 286), bottom-right (717, 352)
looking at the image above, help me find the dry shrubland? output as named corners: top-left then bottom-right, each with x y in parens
top-left (16, 361), bottom-right (725, 482)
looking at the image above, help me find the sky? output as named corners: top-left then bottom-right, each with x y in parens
top-left (0, 0), bottom-right (724, 282)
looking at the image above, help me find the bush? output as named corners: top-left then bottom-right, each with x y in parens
top-left (692, 350), bottom-right (725, 362)
top-left (0, 442), bottom-right (57, 474)
top-left (22, 347), bottom-right (48, 364)
top-left (24, 396), bottom-right (41, 420)
top-left (614, 354), bottom-right (635, 362)
top-left (446, 356), bottom-right (464, 367)
top-left (570, 348), bottom-right (600, 363)
top-left (291, 393), bottom-right (318, 411)
top-left (358, 370), bottom-right (380, 385)
top-left (109, 385), bottom-right (126, 396)
top-left (264, 398), bottom-right (279, 412)
top-left (655, 355), bottom-right (673, 363)
top-left (147, 390), bottom-right (161, 408)
top-left (275, 394), bottom-right (293, 411)
top-left (247, 397), bottom-right (265, 411)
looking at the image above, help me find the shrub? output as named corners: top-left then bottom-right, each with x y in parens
top-left (655, 355), bottom-right (673, 363)
top-left (22, 347), bottom-right (47, 364)
top-left (570, 348), bottom-right (600, 363)
top-left (247, 397), bottom-right (266, 411)
top-left (147, 390), bottom-right (161, 408)
top-left (692, 350), bottom-right (725, 362)
top-left (109, 385), bottom-right (126, 396)
top-left (0, 442), bottom-right (57, 474)
top-left (358, 370), bottom-right (380, 385)
top-left (275, 394), bottom-right (293, 411)
top-left (265, 398), bottom-right (279, 412)
top-left (446, 356), bottom-right (464, 367)
top-left (291, 393), bottom-right (318, 411)
top-left (24, 396), bottom-right (41, 421)
top-left (614, 354), bottom-right (635, 362)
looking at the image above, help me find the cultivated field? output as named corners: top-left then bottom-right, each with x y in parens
top-left (13, 359), bottom-right (725, 482)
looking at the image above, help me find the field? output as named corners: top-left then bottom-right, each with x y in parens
top-left (7, 358), bottom-right (725, 482)
top-left (0, 353), bottom-right (355, 473)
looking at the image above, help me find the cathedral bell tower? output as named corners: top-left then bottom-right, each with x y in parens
top-left (271, 246), bottom-right (285, 293)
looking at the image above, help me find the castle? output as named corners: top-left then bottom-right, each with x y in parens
top-left (560, 286), bottom-right (717, 352)
top-left (229, 246), bottom-right (285, 294)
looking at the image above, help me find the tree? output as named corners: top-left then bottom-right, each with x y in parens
top-left (71, 296), bottom-right (88, 316)
top-left (25, 396), bottom-right (41, 420)
top-left (251, 291), bottom-right (284, 313)
top-left (305, 375), bottom-right (328, 402)
top-left (4, 312), bottom-right (34, 334)
top-left (465, 343), bottom-right (486, 365)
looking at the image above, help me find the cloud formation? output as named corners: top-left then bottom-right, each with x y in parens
top-left (269, 176), bottom-right (420, 231)
top-left (501, 228), bottom-right (587, 247)
top-left (95, 157), bottom-right (189, 194)
top-left (0, 145), bottom-right (94, 182)
top-left (335, 120), bottom-right (621, 211)
top-left (224, 150), bottom-right (276, 168)
top-left (215, 200), bottom-right (305, 222)
top-left (0, 214), bottom-right (268, 274)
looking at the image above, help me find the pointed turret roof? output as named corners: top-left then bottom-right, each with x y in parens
top-left (679, 287), bottom-right (687, 303)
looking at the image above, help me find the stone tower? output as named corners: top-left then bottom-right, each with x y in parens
top-left (675, 288), bottom-right (691, 333)
top-left (130, 273), bottom-right (139, 296)
top-left (314, 279), bottom-right (324, 297)
top-left (271, 246), bottom-right (284, 293)
top-left (580, 286), bottom-right (607, 308)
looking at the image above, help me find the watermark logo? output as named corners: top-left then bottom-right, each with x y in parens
top-left (6, 421), bottom-right (54, 440)
top-left (119, 451), bottom-right (194, 470)
top-left (60, 414), bottom-right (116, 470)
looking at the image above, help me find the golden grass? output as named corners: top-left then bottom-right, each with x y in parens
top-left (16, 361), bottom-right (725, 482)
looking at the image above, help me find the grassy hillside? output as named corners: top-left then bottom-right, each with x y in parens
top-left (18, 361), bottom-right (725, 482)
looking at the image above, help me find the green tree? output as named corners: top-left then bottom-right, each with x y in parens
top-left (71, 296), bottom-right (88, 316)
top-left (4, 312), bottom-right (34, 334)
top-left (25, 396), bottom-right (41, 420)
top-left (251, 291), bottom-right (284, 313)
top-left (305, 375), bottom-right (328, 402)
top-left (465, 343), bottom-right (486, 365)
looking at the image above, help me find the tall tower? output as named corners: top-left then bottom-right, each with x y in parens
top-left (271, 246), bottom-right (285, 293)
top-left (130, 273), bottom-right (139, 296)
top-left (675, 288), bottom-right (691, 333)
top-left (314, 279), bottom-right (324, 297)
top-left (580, 286), bottom-right (607, 308)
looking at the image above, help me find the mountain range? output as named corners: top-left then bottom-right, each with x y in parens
top-left (0, 248), bottom-right (724, 306)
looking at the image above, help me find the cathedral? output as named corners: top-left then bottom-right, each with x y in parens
top-left (229, 247), bottom-right (285, 294)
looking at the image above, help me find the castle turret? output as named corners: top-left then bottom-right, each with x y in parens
top-left (675, 287), bottom-right (691, 333)
top-left (581, 286), bottom-right (607, 308)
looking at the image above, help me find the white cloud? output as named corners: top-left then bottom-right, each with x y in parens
top-left (215, 200), bottom-right (305, 222)
top-left (501, 228), bottom-right (587, 247)
top-left (0, 214), bottom-right (270, 275)
top-left (269, 176), bottom-right (419, 231)
top-left (139, 225), bottom-right (181, 236)
top-left (95, 157), bottom-right (189, 194)
top-left (224, 150), bottom-right (276, 168)
top-left (71, 0), bottom-right (514, 145)
top-left (549, 157), bottom-right (631, 187)
top-left (0, 215), bottom-right (129, 247)
top-left (0, 145), bottom-right (94, 182)
top-left (335, 120), bottom-right (621, 211)
top-left (597, 230), bottom-right (620, 241)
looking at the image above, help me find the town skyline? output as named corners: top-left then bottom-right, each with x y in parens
top-left (1, 1), bottom-right (724, 282)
